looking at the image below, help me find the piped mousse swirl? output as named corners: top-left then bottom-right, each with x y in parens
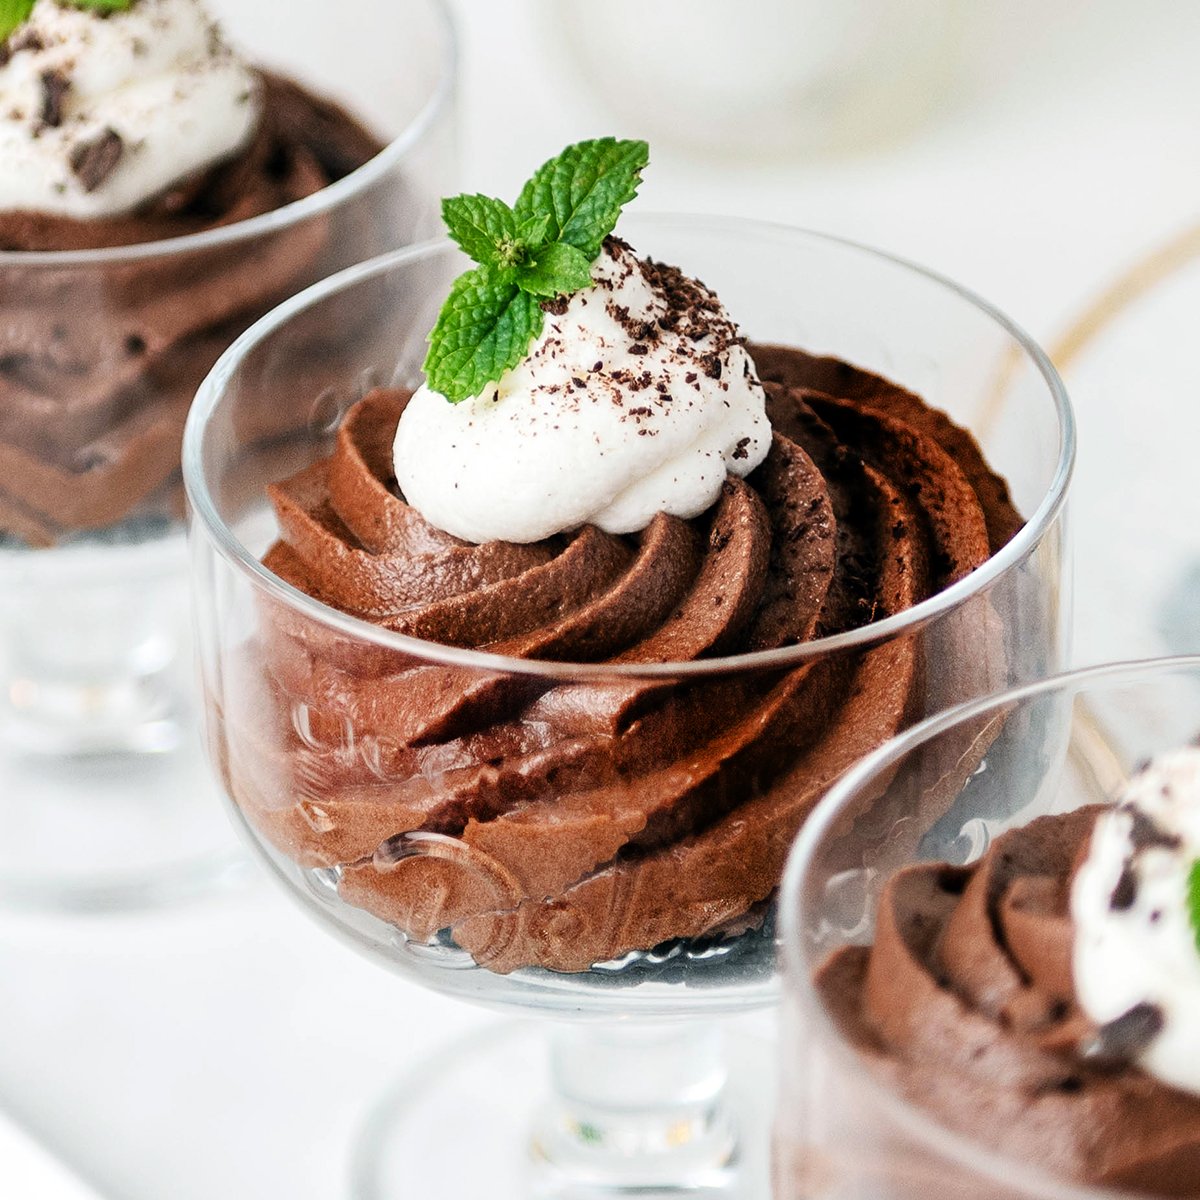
top-left (0, 0), bottom-right (385, 545)
top-left (817, 783), bottom-right (1200, 1195)
top-left (230, 259), bottom-right (1022, 972)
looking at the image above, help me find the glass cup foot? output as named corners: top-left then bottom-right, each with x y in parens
top-left (0, 536), bottom-right (248, 911)
top-left (352, 1021), bottom-right (773, 1200)
top-left (0, 736), bottom-right (248, 912)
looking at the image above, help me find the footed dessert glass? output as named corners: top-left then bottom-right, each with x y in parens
top-left (0, 0), bottom-right (457, 909)
top-left (777, 656), bottom-right (1200, 1200)
top-left (185, 215), bottom-right (1073, 1198)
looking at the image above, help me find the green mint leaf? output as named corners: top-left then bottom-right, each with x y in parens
top-left (514, 137), bottom-right (649, 259)
top-left (517, 242), bottom-right (595, 299)
top-left (1189, 860), bottom-right (1200, 955)
top-left (65, 0), bottom-right (135, 11)
top-left (0, 0), bottom-right (36, 41)
top-left (442, 193), bottom-right (524, 270)
top-left (423, 266), bottom-right (544, 404)
top-left (516, 212), bottom-right (552, 246)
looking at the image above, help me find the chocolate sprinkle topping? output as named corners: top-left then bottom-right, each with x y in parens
top-left (1080, 1003), bottom-right (1165, 1070)
top-left (1128, 808), bottom-right (1183, 853)
top-left (1109, 864), bottom-right (1138, 910)
top-left (69, 128), bottom-right (126, 193)
top-left (10, 29), bottom-right (45, 54)
top-left (1105, 805), bottom-right (1182, 912)
top-left (3, 28), bottom-right (46, 67)
top-left (39, 69), bottom-right (70, 129)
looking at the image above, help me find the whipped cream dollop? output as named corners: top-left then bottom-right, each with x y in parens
top-left (1072, 747), bottom-right (1200, 1097)
top-left (394, 238), bottom-right (771, 544)
top-left (0, 0), bottom-right (261, 218)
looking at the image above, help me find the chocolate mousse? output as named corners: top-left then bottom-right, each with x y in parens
top-left (222, 138), bottom-right (1022, 974)
top-left (0, 4), bottom-right (386, 546)
top-left (817, 797), bottom-right (1200, 1194)
top-left (230, 343), bottom-right (1020, 973)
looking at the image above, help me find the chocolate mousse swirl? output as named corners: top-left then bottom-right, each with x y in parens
top-left (817, 808), bottom-right (1200, 1195)
top-left (233, 346), bottom-right (1021, 973)
top-left (0, 74), bottom-right (384, 546)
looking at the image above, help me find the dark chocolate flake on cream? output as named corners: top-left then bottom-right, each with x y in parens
top-left (10, 29), bottom-right (46, 56)
top-left (39, 69), bottom-right (70, 129)
top-left (1080, 1003), bottom-right (1166, 1070)
top-left (1128, 808), bottom-right (1183, 853)
top-left (1110, 863), bottom-right (1138, 910)
top-left (69, 128), bottom-right (125, 192)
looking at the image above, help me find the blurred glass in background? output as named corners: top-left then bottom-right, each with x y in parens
top-left (540, 0), bottom-right (965, 158)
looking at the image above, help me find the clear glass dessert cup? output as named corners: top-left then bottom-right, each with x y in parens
top-left (184, 213), bottom-right (1073, 1199)
top-left (777, 656), bottom-right (1200, 1200)
top-left (0, 0), bottom-right (457, 910)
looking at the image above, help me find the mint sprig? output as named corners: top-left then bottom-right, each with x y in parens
top-left (3, 0), bottom-right (135, 43)
top-left (1188, 860), bottom-right (1200, 955)
top-left (0, 0), bottom-right (35, 40)
top-left (514, 137), bottom-right (653, 260)
top-left (424, 137), bottom-right (650, 404)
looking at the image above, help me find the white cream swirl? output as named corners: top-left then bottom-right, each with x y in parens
top-left (394, 238), bottom-right (771, 545)
top-left (1072, 746), bottom-right (1200, 1096)
top-left (0, 0), bottom-right (261, 218)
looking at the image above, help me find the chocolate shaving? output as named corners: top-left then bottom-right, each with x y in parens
top-left (1079, 1002), bottom-right (1164, 1070)
top-left (40, 70), bottom-right (70, 129)
top-left (1128, 808), bottom-right (1182, 852)
top-left (1109, 864), bottom-right (1137, 910)
top-left (11, 29), bottom-right (45, 54)
top-left (5, 29), bottom-right (45, 67)
top-left (70, 128), bottom-right (125, 193)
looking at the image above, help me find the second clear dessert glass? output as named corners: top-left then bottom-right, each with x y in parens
top-left (184, 214), bottom-right (1073, 1198)
top-left (0, 0), bottom-right (457, 909)
top-left (777, 656), bottom-right (1200, 1200)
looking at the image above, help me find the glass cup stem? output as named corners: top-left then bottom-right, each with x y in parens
top-left (0, 549), bottom-right (187, 757)
top-left (531, 1019), bottom-right (740, 1197)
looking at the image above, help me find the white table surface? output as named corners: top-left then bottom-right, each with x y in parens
top-left (5, 1), bottom-right (1200, 1196)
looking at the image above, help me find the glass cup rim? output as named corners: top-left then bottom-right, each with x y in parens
top-left (0, 0), bottom-right (457, 268)
top-left (779, 653), bottom-right (1200, 1200)
top-left (183, 211), bottom-right (1076, 683)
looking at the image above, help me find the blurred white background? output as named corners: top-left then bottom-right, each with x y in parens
top-left (462, 0), bottom-right (1200, 337)
top-left (5, 0), bottom-right (1200, 1195)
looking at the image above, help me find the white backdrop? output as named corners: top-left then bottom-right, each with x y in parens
top-left (5, 1), bottom-right (1200, 1195)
